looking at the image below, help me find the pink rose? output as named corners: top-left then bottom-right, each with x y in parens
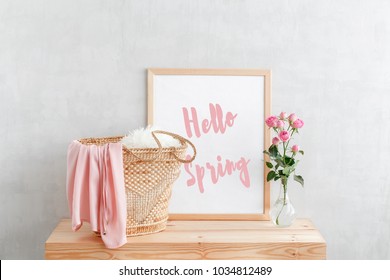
top-left (288, 113), bottom-right (297, 122)
top-left (292, 118), bottom-right (304, 129)
top-left (278, 130), bottom-right (290, 142)
top-left (279, 112), bottom-right (287, 119)
top-left (276, 120), bottom-right (285, 128)
top-left (272, 137), bottom-right (280, 145)
top-left (292, 145), bottom-right (300, 153)
top-left (265, 116), bottom-right (278, 128)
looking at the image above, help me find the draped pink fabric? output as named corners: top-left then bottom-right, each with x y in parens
top-left (66, 140), bottom-right (127, 249)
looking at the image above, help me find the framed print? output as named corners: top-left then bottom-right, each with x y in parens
top-left (148, 68), bottom-right (271, 220)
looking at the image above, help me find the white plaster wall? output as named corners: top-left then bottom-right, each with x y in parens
top-left (1, 0), bottom-right (389, 259)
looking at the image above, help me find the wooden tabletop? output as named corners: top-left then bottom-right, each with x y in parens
top-left (45, 218), bottom-right (326, 260)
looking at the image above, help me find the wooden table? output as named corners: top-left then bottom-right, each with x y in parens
top-left (45, 218), bottom-right (326, 260)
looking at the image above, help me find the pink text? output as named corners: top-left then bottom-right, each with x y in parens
top-left (184, 155), bottom-right (251, 193)
top-left (182, 103), bottom-right (238, 138)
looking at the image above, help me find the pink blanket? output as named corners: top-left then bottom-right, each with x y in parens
top-left (66, 140), bottom-right (127, 249)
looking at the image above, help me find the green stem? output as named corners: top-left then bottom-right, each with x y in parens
top-left (285, 129), bottom-right (295, 152)
top-left (283, 129), bottom-right (296, 165)
top-left (275, 183), bottom-right (287, 225)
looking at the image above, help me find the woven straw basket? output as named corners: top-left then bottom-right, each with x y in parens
top-left (78, 130), bottom-right (196, 236)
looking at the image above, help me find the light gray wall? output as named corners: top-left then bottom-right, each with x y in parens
top-left (1, 0), bottom-right (389, 259)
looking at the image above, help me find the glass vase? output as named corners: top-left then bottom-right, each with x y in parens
top-left (270, 181), bottom-right (296, 227)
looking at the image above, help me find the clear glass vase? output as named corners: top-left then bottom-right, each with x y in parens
top-left (270, 181), bottom-right (296, 227)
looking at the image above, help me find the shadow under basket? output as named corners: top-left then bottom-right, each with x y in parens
top-left (78, 130), bottom-right (196, 237)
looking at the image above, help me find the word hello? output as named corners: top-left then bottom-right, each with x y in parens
top-left (184, 155), bottom-right (250, 193)
top-left (182, 103), bottom-right (238, 138)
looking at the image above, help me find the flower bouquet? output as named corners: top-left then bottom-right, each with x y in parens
top-left (263, 112), bottom-right (304, 226)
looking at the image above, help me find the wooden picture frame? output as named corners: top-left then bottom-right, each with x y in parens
top-left (148, 68), bottom-right (271, 220)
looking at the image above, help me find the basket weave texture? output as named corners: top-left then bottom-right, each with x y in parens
top-left (78, 132), bottom-right (194, 236)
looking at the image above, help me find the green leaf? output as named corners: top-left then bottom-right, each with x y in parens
top-left (299, 150), bottom-right (305, 155)
top-left (284, 156), bottom-right (295, 166)
top-left (294, 175), bottom-right (304, 187)
top-left (275, 164), bottom-right (280, 170)
top-left (283, 166), bottom-right (295, 176)
top-left (275, 158), bottom-right (285, 167)
top-left (274, 175), bottom-right (280, 181)
top-left (263, 150), bottom-right (270, 156)
top-left (267, 171), bottom-right (276, 182)
top-left (268, 145), bottom-right (279, 158)
top-left (266, 162), bottom-right (273, 168)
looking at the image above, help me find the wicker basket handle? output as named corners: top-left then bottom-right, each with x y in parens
top-left (152, 130), bottom-right (197, 163)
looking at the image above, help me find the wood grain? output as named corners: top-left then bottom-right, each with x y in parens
top-left (45, 219), bottom-right (326, 260)
top-left (148, 68), bottom-right (271, 76)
